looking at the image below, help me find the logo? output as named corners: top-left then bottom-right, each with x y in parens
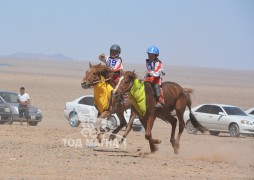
top-left (62, 121), bottom-right (127, 149)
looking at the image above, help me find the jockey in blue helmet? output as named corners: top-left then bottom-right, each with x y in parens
top-left (144, 45), bottom-right (165, 108)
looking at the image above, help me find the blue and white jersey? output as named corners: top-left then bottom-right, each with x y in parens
top-left (105, 57), bottom-right (123, 72)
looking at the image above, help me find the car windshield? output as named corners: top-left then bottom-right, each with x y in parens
top-left (0, 92), bottom-right (18, 103)
top-left (223, 106), bottom-right (247, 116)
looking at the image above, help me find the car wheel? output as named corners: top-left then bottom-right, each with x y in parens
top-left (107, 115), bottom-right (118, 129)
top-left (69, 112), bottom-right (80, 127)
top-left (8, 115), bottom-right (13, 125)
top-left (186, 120), bottom-right (198, 134)
top-left (229, 123), bottom-right (240, 137)
top-left (0, 121), bottom-right (5, 124)
top-left (28, 121), bottom-right (38, 126)
top-left (209, 131), bottom-right (220, 136)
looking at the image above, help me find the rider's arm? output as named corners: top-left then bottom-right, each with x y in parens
top-left (148, 61), bottom-right (162, 77)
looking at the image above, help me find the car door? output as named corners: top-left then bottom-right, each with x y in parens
top-left (76, 96), bottom-right (98, 123)
top-left (209, 105), bottom-right (226, 130)
top-left (194, 105), bottom-right (217, 129)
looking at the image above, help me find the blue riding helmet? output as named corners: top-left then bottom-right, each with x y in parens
top-left (147, 46), bottom-right (159, 55)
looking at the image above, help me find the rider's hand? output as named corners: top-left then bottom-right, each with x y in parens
top-left (99, 53), bottom-right (105, 60)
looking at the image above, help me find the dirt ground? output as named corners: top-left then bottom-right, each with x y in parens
top-left (0, 59), bottom-right (254, 179)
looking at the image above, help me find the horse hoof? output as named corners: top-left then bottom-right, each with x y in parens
top-left (174, 146), bottom-right (180, 154)
top-left (151, 145), bottom-right (159, 153)
top-left (153, 139), bottom-right (161, 144)
top-left (109, 134), bottom-right (116, 141)
top-left (119, 138), bottom-right (125, 144)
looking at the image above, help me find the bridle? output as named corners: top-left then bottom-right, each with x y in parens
top-left (81, 71), bottom-right (111, 88)
top-left (115, 76), bottom-right (134, 96)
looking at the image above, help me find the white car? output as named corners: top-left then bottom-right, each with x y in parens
top-left (245, 108), bottom-right (254, 118)
top-left (184, 104), bottom-right (254, 137)
top-left (64, 95), bottom-right (142, 131)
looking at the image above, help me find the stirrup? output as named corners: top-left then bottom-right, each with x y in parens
top-left (155, 102), bottom-right (163, 108)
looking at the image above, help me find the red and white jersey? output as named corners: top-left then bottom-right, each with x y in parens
top-left (146, 59), bottom-right (163, 77)
top-left (104, 56), bottom-right (123, 72)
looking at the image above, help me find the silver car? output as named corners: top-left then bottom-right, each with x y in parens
top-left (0, 90), bottom-right (42, 126)
top-left (184, 104), bottom-right (254, 137)
top-left (245, 108), bottom-right (254, 118)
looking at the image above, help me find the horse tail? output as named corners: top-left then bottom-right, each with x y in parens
top-left (185, 89), bottom-right (207, 134)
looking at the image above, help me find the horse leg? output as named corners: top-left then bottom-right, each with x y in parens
top-left (119, 108), bottom-right (136, 144)
top-left (145, 115), bottom-right (161, 153)
top-left (174, 101), bottom-right (186, 154)
top-left (109, 111), bottom-right (127, 141)
top-left (94, 111), bottom-right (110, 129)
top-left (157, 110), bottom-right (177, 152)
top-left (95, 111), bottom-right (111, 143)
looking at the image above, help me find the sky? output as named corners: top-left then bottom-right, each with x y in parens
top-left (0, 0), bottom-right (253, 70)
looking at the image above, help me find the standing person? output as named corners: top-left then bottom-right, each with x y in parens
top-left (17, 87), bottom-right (30, 120)
top-left (144, 45), bottom-right (165, 108)
top-left (98, 44), bottom-right (123, 84)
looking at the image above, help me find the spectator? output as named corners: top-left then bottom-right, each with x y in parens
top-left (17, 87), bottom-right (30, 120)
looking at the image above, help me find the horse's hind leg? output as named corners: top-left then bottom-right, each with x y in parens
top-left (157, 111), bottom-right (177, 153)
top-left (165, 115), bottom-right (177, 151)
top-left (174, 100), bottom-right (186, 154)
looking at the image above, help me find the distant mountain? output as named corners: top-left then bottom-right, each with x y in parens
top-left (0, 52), bottom-right (73, 61)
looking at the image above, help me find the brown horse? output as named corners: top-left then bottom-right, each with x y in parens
top-left (81, 63), bottom-right (136, 140)
top-left (113, 71), bottom-right (207, 154)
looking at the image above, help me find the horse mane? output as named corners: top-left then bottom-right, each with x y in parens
top-left (93, 63), bottom-right (112, 73)
top-left (93, 63), bottom-right (113, 79)
top-left (124, 71), bottom-right (139, 83)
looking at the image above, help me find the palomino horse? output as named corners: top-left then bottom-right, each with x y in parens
top-left (81, 63), bottom-right (136, 140)
top-left (113, 71), bottom-right (207, 154)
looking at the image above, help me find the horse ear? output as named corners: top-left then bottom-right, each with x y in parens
top-left (89, 62), bottom-right (92, 68)
top-left (132, 70), bottom-right (135, 75)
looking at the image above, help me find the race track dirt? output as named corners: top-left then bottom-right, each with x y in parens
top-left (0, 59), bottom-right (253, 179)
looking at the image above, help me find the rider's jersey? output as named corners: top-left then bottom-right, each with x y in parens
top-left (146, 59), bottom-right (163, 77)
top-left (105, 57), bottom-right (123, 72)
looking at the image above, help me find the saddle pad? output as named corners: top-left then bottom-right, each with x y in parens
top-left (129, 78), bottom-right (146, 117)
top-left (93, 76), bottom-right (114, 114)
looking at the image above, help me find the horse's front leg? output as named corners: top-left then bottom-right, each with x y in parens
top-left (145, 115), bottom-right (161, 153)
top-left (120, 108), bottom-right (136, 143)
top-left (94, 111), bottom-right (111, 129)
top-left (94, 111), bottom-right (111, 143)
top-left (109, 111), bottom-right (127, 141)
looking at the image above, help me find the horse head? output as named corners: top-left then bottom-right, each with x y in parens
top-left (81, 62), bottom-right (112, 89)
top-left (113, 70), bottom-right (136, 96)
